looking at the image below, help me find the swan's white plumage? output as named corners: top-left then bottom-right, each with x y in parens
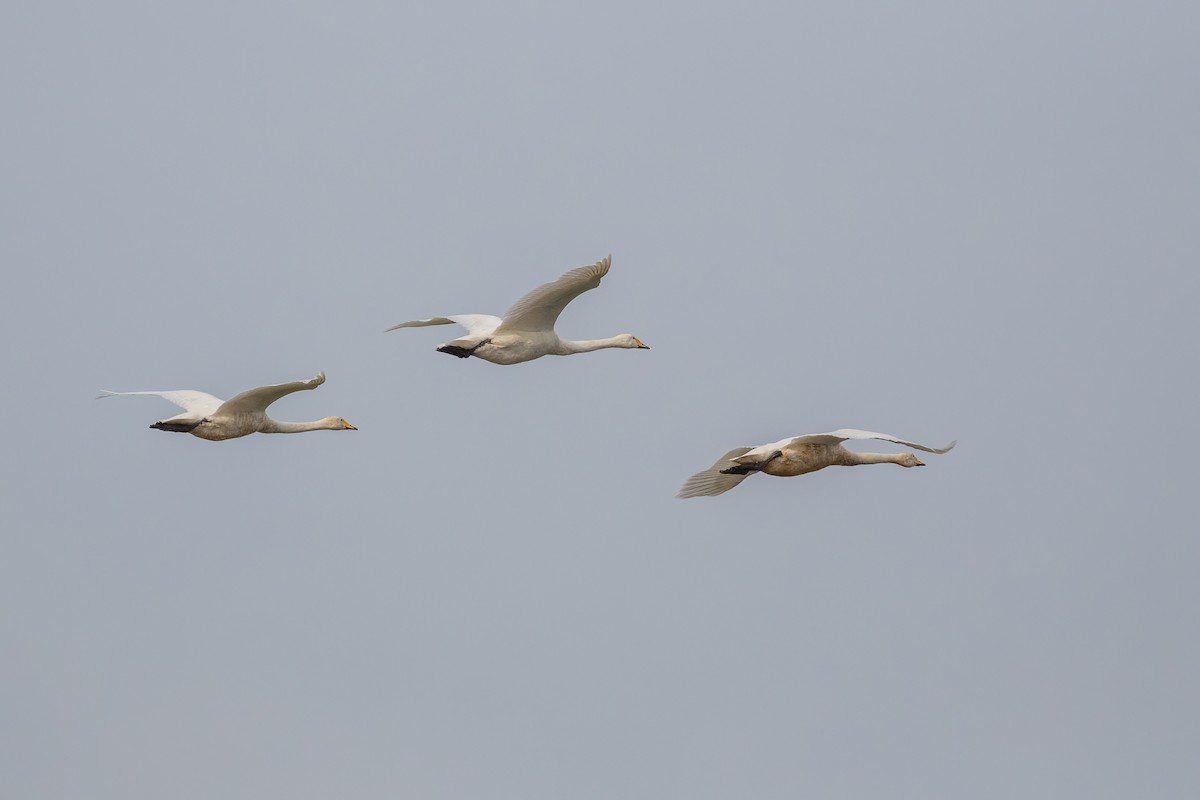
top-left (96, 371), bottom-right (356, 441)
top-left (385, 255), bottom-right (648, 365)
top-left (678, 429), bottom-right (956, 498)
top-left (384, 314), bottom-right (502, 337)
top-left (216, 373), bottom-right (332, 416)
top-left (94, 389), bottom-right (225, 419)
top-left (496, 259), bottom-right (611, 334)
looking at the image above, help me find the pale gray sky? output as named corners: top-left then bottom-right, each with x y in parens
top-left (3, 1), bottom-right (1199, 798)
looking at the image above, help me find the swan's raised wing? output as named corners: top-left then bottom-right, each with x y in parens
top-left (95, 389), bottom-right (225, 419)
top-left (495, 255), bottom-right (612, 334)
top-left (676, 447), bottom-right (756, 499)
top-left (385, 314), bottom-right (502, 337)
top-left (787, 429), bottom-right (957, 454)
top-left (216, 372), bottom-right (327, 416)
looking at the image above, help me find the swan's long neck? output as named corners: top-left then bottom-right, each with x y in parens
top-left (844, 451), bottom-right (908, 466)
top-left (556, 336), bottom-right (628, 355)
top-left (260, 418), bottom-right (334, 434)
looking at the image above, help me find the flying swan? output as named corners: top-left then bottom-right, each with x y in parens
top-left (677, 429), bottom-right (956, 498)
top-left (96, 371), bottom-right (356, 441)
top-left (385, 255), bottom-right (649, 365)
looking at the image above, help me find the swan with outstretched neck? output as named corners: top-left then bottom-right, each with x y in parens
top-left (677, 429), bottom-right (956, 498)
top-left (96, 371), bottom-right (356, 441)
top-left (385, 255), bottom-right (649, 365)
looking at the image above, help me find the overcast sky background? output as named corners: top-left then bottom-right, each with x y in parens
top-left (3, 1), bottom-right (1199, 797)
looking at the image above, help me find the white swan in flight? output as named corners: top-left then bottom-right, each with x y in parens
top-left (96, 371), bottom-right (356, 441)
top-left (677, 429), bottom-right (956, 498)
top-left (385, 255), bottom-right (649, 365)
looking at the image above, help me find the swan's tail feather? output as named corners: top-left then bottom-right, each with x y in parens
top-left (150, 420), bottom-right (202, 433)
top-left (676, 447), bottom-right (756, 499)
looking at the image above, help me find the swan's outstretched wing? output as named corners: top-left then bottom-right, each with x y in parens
top-left (217, 372), bottom-right (327, 416)
top-left (95, 389), bottom-right (225, 419)
top-left (676, 447), bottom-right (756, 499)
top-left (788, 429), bottom-right (957, 454)
top-left (496, 255), bottom-right (612, 334)
top-left (385, 314), bottom-right (502, 337)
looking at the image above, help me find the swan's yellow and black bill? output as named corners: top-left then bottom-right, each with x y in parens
top-left (635, 338), bottom-right (650, 349)
top-left (344, 421), bottom-right (358, 430)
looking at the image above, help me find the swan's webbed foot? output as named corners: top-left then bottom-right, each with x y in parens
top-left (150, 419), bottom-right (204, 433)
top-left (720, 450), bottom-right (782, 475)
top-left (437, 339), bottom-right (490, 359)
top-left (436, 344), bottom-right (474, 358)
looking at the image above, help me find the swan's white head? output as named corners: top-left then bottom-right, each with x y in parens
top-left (899, 453), bottom-right (924, 467)
top-left (323, 416), bottom-right (357, 431)
top-left (619, 334), bottom-right (650, 350)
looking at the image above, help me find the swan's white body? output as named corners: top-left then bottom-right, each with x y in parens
top-left (96, 371), bottom-right (356, 441)
top-left (677, 429), bottom-right (956, 498)
top-left (386, 255), bottom-right (649, 364)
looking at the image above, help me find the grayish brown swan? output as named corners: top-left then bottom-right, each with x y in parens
top-left (677, 429), bottom-right (956, 498)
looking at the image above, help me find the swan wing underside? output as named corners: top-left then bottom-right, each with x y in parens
top-left (676, 447), bottom-right (755, 499)
top-left (217, 372), bottom-right (326, 415)
top-left (787, 429), bottom-right (957, 454)
top-left (385, 315), bottom-right (501, 337)
top-left (496, 255), bottom-right (612, 334)
top-left (95, 389), bottom-right (225, 418)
